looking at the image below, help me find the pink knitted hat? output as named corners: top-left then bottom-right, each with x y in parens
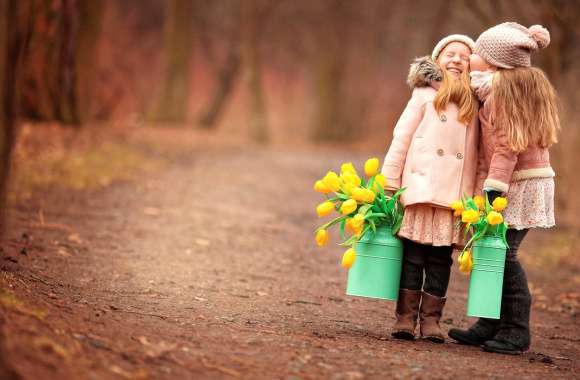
top-left (475, 22), bottom-right (550, 69)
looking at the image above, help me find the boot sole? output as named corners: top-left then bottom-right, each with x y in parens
top-left (392, 330), bottom-right (415, 340)
top-left (448, 331), bottom-right (486, 346)
top-left (483, 345), bottom-right (525, 355)
top-left (423, 336), bottom-right (445, 344)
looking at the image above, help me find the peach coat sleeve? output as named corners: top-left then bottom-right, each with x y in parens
top-left (381, 89), bottom-right (426, 190)
top-left (482, 104), bottom-right (518, 194)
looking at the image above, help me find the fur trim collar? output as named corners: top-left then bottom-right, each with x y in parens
top-left (407, 56), bottom-right (443, 89)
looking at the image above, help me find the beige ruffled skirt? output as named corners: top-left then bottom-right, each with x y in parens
top-left (398, 204), bottom-right (463, 247)
top-left (504, 177), bottom-right (555, 230)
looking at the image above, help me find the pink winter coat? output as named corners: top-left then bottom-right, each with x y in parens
top-left (381, 57), bottom-right (479, 208)
top-left (472, 74), bottom-right (555, 193)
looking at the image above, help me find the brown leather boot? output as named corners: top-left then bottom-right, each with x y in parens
top-left (419, 291), bottom-right (446, 343)
top-left (391, 289), bottom-right (422, 340)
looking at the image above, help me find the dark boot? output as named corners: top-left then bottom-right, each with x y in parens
top-left (392, 289), bottom-right (422, 340)
top-left (483, 246), bottom-right (531, 355)
top-left (419, 291), bottom-right (446, 343)
top-left (483, 291), bottom-right (531, 354)
top-left (448, 318), bottom-right (500, 346)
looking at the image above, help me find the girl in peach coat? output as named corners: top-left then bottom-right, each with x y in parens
top-left (381, 35), bottom-right (479, 342)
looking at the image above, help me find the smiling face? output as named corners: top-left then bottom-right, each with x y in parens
top-left (469, 53), bottom-right (496, 72)
top-left (436, 41), bottom-right (471, 78)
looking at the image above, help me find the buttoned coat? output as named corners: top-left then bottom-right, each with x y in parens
top-left (381, 57), bottom-right (479, 208)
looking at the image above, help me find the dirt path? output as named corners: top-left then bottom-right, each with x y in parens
top-left (1, 142), bottom-right (578, 379)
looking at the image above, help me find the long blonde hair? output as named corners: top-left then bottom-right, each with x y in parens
top-left (492, 67), bottom-right (560, 152)
top-left (433, 70), bottom-right (478, 124)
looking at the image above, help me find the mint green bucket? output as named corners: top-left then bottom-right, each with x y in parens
top-left (346, 225), bottom-right (403, 301)
top-left (467, 236), bottom-right (507, 319)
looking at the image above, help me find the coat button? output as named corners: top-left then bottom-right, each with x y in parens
top-left (440, 114), bottom-right (447, 122)
top-left (456, 153), bottom-right (463, 160)
top-left (437, 148), bottom-right (444, 156)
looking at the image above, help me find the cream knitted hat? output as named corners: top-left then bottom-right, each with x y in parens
top-left (475, 22), bottom-right (550, 69)
top-left (431, 34), bottom-right (476, 61)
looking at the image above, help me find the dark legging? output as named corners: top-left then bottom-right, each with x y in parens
top-left (399, 239), bottom-right (453, 297)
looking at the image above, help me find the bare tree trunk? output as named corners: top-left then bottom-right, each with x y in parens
top-left (0, 4), bottom-right (27, 378)
top-left (19, 0), bottom-right (80, 125)
top-left (312, 0), bottom-right (348, 142)
top-left (0, 0), bottom-right (21, 237)
top-left (196, 20), bottom-right (241, 129)
top-left (56, 0), bottom-right (79, 125)
top-left (149, 0), bottom-right (194, 124)
top-left (75, 0), bottom-right (105, 123)
top-left (241, 0), bottom-right (268, 143)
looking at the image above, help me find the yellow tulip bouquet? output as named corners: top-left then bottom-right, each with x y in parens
top-left (314, 158), bottom-right (405, 269)
top-left (451, 194), bottom-right (509, 274)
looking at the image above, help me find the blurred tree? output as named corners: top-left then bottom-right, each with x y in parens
top-left (75, 0), bottom-right (105, 122)
top-left (0, 3), bottom-right (29, 378)
top-left (149, 0), bottom-right (194, 124)
top-left (0, 0), bottom-right (22, 238)
top-left (241, 0), bottom-right (271, 143)
top-left (196, 1), bottom-right (241, 129)
top-left (19, 0), bottom-right (104, 125)
top-left (462, 0), bottom-right (580, 85)
top-left (312, 0), bottom-right (349, 141)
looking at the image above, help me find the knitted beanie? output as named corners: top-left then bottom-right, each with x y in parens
top-left (475, 22), bottom-right (550, 69)
top-left (431, 34), bottom-right (476, 61)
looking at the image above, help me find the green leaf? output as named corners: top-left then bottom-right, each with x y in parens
top-left (316, 215), bottom-right (348, 231)
top-left (393, 214), bottom-right (403, 234)
top-left (365, 212), bottom-right (387, 220)
top-left (339, 219), bottom-right (346, 240)
top-left (380, 193), bottom-right (389, 214)
top-left (371, 204), bottom-right (382, 214)
top-left (369, 219), bottom-right (376, 233)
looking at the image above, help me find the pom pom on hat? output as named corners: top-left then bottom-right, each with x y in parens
top-left (529, 24), bottom-right (550, 49)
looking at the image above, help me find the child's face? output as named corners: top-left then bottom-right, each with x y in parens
top-left (469, 53), bottom-right (495, 72)
top-left (436, 42), bottom-right (471, 79)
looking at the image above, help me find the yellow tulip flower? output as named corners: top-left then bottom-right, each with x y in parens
top-left (373, 174), bottom-right (386, 192)
top-left (458, 250), bottom-right (473, 273)
top-left (461, 209), bottom-right (479, 224)
top-left (350, 187), bottom-right (366, 202)
top-left (314, 180), bottom-right (332, 194)
top-left (363, 189), bottom-right (376, 203)
top-left (450, 200), bottom-right (463, 211)
top-left (341, 162), bottom-right (357, 175)
top-left (345, 218), bottom-right (355, 234)
top-left (450, 200), bottom-right (464, 217)
top-left (474, 195), bottom-right (485, 210)
top-left (340, 199), bottom-right (357, 215)
top-left (352, 214), bottom-right (364, 228)
top-left (364, 158), bottom-right (380, 177)
top-left (322, 171), bottom-right (341, 192)
top-left (341, 172), bottom-right (362, 187)
top-left (315, 229), bottom-right (329, 247)
top-left (316, 201), bottom-right (335, 217)
top-left (492, 197), bottom-right (508, 212)
top-left (342, 182), bottom-right (355, 196)
top-left (486, 211), bottom-right (504, 225)
top-left (341, 248), bottom-right (356, 269)
top-left (345, 218), bottom-right (361, 235)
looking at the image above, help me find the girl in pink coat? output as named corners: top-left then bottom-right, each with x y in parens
top-left (381, 35), bottom-right (479, 342)
top-left (448, 22), bottom-right (559, 355)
